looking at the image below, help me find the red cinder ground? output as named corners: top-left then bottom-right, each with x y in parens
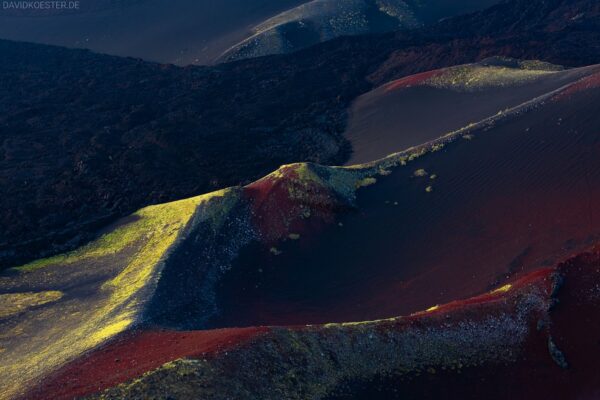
top-left (383, 69), bottom-right (443, 92)
top-left (243, 165), bottom-right (347, 243)
top-left (24, 327), bottom-right (269, 400)
top-left (419, 267), bottom-right (554, 315)
top-left (554, 70), bottom-right (600, 99)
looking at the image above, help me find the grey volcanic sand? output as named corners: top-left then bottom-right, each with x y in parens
top-left (345, 64), bottom-right (600, 165)
top-left (0, 0), bottom-right (305, 65)
top-left (209, 78), bottom-right (600, 328)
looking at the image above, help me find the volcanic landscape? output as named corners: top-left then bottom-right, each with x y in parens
top-left (1, 0), bottom-right (600, 399)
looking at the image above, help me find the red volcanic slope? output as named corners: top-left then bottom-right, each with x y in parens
top-left (244, 165), bottom-right (348, 243)
top-left (383, 69), bottom-right (444, 92)
top-left (28, 247), bottom-right (600, 399)
top-left (553, 70), bottom-right (600, 99)
top-left (422, 267), bottom-right (553, 313)
top-left (25, 327), bottom-right (269, 400)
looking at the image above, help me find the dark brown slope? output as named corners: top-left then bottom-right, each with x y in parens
top-left (1, 0), bottom-right (600, 269)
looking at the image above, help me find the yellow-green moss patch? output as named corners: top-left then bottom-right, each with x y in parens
top-left (15, 190), bottom-right (230, 273)
top-left (427, 64), bottom-right (557, 91)
top-left (355, 177), bottom-right (377, 189)
top-left (413, 169), bottom-right (428, 177)
top-left (0, 291), bottom-right (63, 319)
